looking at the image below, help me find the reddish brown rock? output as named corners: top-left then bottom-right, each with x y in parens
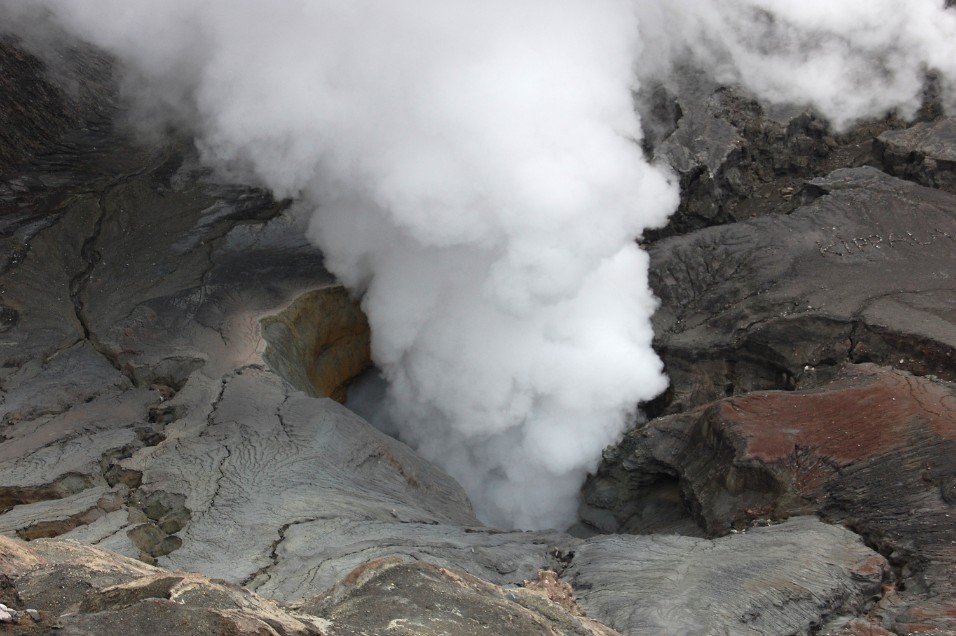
top-left (261, 285), bottom-right (372, 403)
top-left (723, 369), bottom-right (955, 465)
top-left (583, 364), bottom-right (956, 634)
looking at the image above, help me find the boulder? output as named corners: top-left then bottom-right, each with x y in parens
top-left (566, 517), bottom-right (886, 636)
top-left (584, 364), bottom-right (956, 634)
top-left (877, 117), bottom-right (956, 194)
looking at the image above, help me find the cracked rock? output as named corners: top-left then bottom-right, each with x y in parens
top-left (586, 365), bottom-right (956, 634)
top-left (648, 166), bottom-right (956, 415)
top-left (566, 517), bottom-right (886, 636)
top-left (877, 117), bottom-right (956, 194)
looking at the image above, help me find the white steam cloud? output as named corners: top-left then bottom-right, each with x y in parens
top-left (634, 0), bottom-right (956, 130)
top-left (5, 1), bottom-right (955, 529)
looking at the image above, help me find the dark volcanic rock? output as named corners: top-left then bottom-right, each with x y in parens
top-left (649, 166), bottom-right (956, 415)
top-left (586, 364), bottom-right (956, 634)
top-left (877, 117), bottom-right (956, 194)
top-left (643, 70), bottom-right (907, 241)
top-left (0, 35), bottom-right (113, 174)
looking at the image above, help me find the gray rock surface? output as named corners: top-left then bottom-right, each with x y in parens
top-left (566, 517), bottom-right (886, 636)
top-left (0, 533), bottom-right (625, 636)
top-left (643, 69), bottom-right (916, 241)
top-left (1, 533), bottom-right (333, 635)
top-left (649, 166), bottom-right (956, 415)
top-left (0, 34), bottom-right (113, 173)
top-left (584, 364), bottom-right (956, 634)
top-left (251, 516), bottom-right (575, 601)
top-left (0, 77), bottom-right (574, 608)
top-left (140, 365), bottom-right (576, 595)
top-left (300, 557), bottom-right (621, 636)
top-left (877, 117), bottom-right (956, 194)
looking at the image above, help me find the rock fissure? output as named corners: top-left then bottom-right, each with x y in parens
top-left (203, 446), bottom-right (233, 517)
top-left (68, 189), bottom-right (131, 381)
top-left (275, 392), bottom-right (293, 442)
top-left (204, 376), bottom-right (231, 430)
top-left (242, 517), bottom-right (320, 591)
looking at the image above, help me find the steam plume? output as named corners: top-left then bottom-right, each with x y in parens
top-left (4, 1), bottom-right (955, 529)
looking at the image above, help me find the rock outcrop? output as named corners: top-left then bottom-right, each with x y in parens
top-left (585, 67), bottom-right (956, 636)
top-left (1, 534), bottom-right (331, 635)
top-left (301, 557), bottom-right (621, 636)
top-left (641, 68), bottom-right (918, 242)
top-left (877, 117), bottom-right (956, 194)
top-left (567, 517), bottom-right (887, 636)
top-left (0, 518), bottom-right (889, 636)
top-left (583, 365), bottom-right (956, 633)
top-left (1, 534), bottom-right (632, 635)
top-left (647, 166), bottom-right (956, 416)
